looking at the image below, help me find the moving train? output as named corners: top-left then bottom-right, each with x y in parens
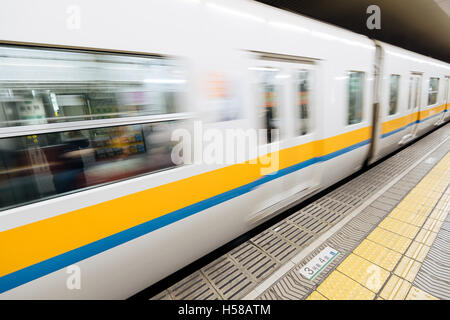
top-left (0, 0), bottom-right (449, 299)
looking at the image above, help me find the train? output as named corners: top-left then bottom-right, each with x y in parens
top-left (0, 0), bottom-right (449, 299)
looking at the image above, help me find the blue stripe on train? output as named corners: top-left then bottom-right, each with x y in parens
top-left (0, 138), bottom-right (372, 294)
top-left (381, 110), bottom-right (445, 139)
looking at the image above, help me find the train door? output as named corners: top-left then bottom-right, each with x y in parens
top-left (261, 60), bottom-right (320, 192)
top-left (401, 73), bottom-right (422, 143)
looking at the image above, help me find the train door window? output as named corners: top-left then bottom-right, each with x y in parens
top-left (408, 74), bottom-right (422, 110)
top-left (389, 75), bottom-right (400, 115)
top-left (255, 68), bottom-right (281, 143)
top-left (347, 71), bottom-right (364, 125)
top-left (427, 77), bottom-right (439, 105)
top-left (296, 69), bottom-right (313, 135)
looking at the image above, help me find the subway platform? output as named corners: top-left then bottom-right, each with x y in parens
top-left (149, 124), bottom-right (450, 300)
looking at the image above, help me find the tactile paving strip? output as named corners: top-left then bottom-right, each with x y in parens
top-left (150, 124), bottom-right (449, 300)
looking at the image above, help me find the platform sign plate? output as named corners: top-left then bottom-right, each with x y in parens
top-left (299, 246), bottom-right (340, 280)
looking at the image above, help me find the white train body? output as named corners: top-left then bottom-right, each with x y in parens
top-left (0, 0), bottom-right (448, 299)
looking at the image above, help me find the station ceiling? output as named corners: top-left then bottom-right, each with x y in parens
top-left (257, 0), bottom-right (450, 63)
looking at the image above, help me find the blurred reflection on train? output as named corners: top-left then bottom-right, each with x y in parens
top-left (0, 47), bottom-right (185, 209)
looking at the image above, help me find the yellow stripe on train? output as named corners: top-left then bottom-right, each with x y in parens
top-left (0, 126), bottom-right (372, 278)
top-left (381, 103), bottom-right (446, 135)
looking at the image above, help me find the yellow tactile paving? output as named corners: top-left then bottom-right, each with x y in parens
top-left (397, 201), bottom-right (423, 213)
top-left (336, 253), bottom-right (390, 293)
top-left (305, 153), bottom-right (449, 300)
top-left (306, 291), bottom-right (328, 300)
top-left (406, 286), bottom-right (439, 300)
top-left (379, 275), bottom-right (411, 300)
top-left (423, 198), bottom-right (439, 209)
top-left (316, 271), bottom-right (375, 300)
top-left (405, 241), bottom-right (431, 262)
top-left (353, 240), bottom-right (402, 271)
top-left (415, 205), bottom-right (433, 216)
top-left (434, 183), bottom-right (449, 191)
top-left (388, 209), bottom-right (427, 227)
top-left (428, 191), bottom-right (442, 200)
top-left (405, 189), bottom-right (420, 197)
top-left (393, 256), bottom-right (421, 282)
top-left (366, 227), bottom-right (411, 253)
top-left (414, 229), bottom-right (437, 247)
top-left (378, 217), bottom-right (419, 239)
top-left (400, 196), bottom-right (423, 207)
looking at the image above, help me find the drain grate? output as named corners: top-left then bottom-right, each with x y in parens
top-left (293, 216), bottom-right (329, 234)
top-left (251, 229), bottom-right (297, 263)
top-left (201, 256), bottom-right (254, 300)
top-left (229, 242), bottom-right (279, 281)
top-left (272, 220), bottom-right (315, 247)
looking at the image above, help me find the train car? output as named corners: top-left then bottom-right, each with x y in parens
top-left (369, 41), bottom-right (450, 162)
top-left (0, 0), bottom-right (448, 299)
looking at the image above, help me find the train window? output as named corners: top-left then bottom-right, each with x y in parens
top-left (256, 68), bottom-right (280, 143)
top-left (428, 77), bottom-right (439, 105)
top-left (0, 46), bottom-right (186, 128)
top-left (296, 70), bottom-right (312, 135)
top-left (389, 75), bottom-right (400, 115)
top-left (347, 71), bottom-right (364, 125)
top-left (0, 121), bottom-right (182, 210)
